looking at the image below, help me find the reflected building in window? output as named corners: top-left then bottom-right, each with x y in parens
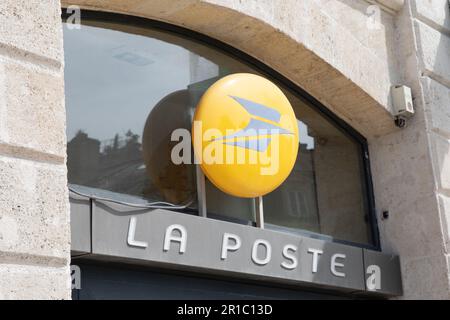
top-left (64, 21), bottom-right (373, 247)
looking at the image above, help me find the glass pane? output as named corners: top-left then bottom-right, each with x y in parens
top-left (263, 91), bottom-right (370, 245)
top-left (205, 179), bottom-right (255, 223)
top-left (65, 24), bottom-right (196, 208)
top-left (64, 19), bottom-right (373, 245)
top-left (63, 21), bottom-right (255, 220)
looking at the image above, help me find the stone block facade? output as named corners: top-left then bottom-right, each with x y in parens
top-left (0, 0), bottom-right (448, 299)
top-left (0, 0), bottom-right (70, 299)
top-left (411, 0), bottom-right (450, 298)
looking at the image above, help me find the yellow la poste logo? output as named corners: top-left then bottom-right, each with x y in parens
top-left (192, 73), bottom-right (299, 198)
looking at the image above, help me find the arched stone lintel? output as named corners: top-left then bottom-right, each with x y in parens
top-left (62, 0), bottom-right (398, 139)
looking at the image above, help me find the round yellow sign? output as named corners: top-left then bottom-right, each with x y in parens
top-left (192, 73), bottom-right (299, 198)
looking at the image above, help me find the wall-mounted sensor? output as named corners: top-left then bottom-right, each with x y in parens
top-left (391, 85), bottom-right (414, 128)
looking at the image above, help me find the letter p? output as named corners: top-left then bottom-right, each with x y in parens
top-left (221, 233), bottom-right (241, 260)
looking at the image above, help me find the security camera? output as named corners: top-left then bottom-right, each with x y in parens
top-left (391, 85), bottom-right (414, 128)
top-left (394, 116), bottom-right (407, 128)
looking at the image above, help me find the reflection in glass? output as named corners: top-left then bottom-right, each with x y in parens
top-left (264, 96), bottom-right (370, 244)
top-left (64, 20), bottom-right (372, 246)
top-left (64, 22), bottom-right (255, 219)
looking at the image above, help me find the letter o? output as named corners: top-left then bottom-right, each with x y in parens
top-left (251, 239), bottom-right (272, 265)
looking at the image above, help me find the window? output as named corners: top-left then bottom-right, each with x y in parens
top-left (63, 13), bottom-right (378, 248)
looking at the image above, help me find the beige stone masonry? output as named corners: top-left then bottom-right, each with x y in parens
top-left (422, 77), bottom-right (450, 138)
top-left (431, 133), bottom-right (450, 189)
top-left (438, 194), bottom-right (450, 251)
top-left (0, 59), bottom-right (66, 158)
top-left (0, 264), bottom-right (70, 300)
top-left (415, 20), bottom-right (450, 87)
top-left (0, 0), bottom-right (64, 64)
top-left (413, 0), bottom-right (450, 34)
top-left (61, 0), bottom-right (400, 139)
top-left (0, 156), bottom-right (70, 261)
top-left (0, 0), bottom-right (70, 300)
top-left (57, 0), bottom-right (450, 300)
top-left (401, 254), bottom-right (450, 299)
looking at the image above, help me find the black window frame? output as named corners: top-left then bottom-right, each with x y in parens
top-left (62, 9), bottom-right (381, 251)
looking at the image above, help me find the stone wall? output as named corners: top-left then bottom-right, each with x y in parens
top-left (0, 0), bottom-right (71, 299)
top-left (60, 0), bottom-right (449, 299)
top-left (368, 0), bottom-right (450, 300)
top-left (61, 0), bottom-right (402, 138)
top-left (412, 0), bottom-right (450, 298)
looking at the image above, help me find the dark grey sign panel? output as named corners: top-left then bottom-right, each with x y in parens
top-left (69, 192), bottom-right (91, 254)
top-left (363, 249), bottom-right (403, 296)
top-left (91, 200), bottom-right (367, 292)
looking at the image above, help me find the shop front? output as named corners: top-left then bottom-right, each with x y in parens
top-left (4, 0), bottom-right (450, 300)
top-left (65, 10), bottom-right (402, 300)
